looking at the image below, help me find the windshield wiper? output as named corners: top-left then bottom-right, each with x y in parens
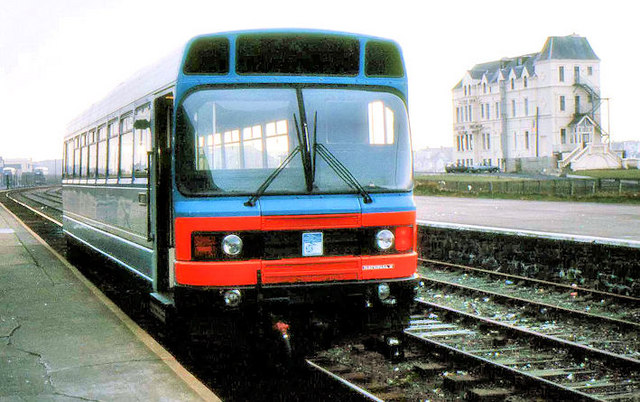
top-left (309, 111), bottom-right (372, 204)
top-left (244, 146), bottom-right (302, 207)
top-left (314, 143), bottom-right (372, 204)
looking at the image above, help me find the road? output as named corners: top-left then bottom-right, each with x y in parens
top-left (414, 196), bottom-right (640, 242)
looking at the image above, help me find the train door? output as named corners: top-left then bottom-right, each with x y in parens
top-left (151, 94), bottom-right (174, 299)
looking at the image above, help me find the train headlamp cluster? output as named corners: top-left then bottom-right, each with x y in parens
top-left (192, 233), bottom-right (243, 260)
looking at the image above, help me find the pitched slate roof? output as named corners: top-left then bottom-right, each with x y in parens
top-left (454, 35), bottom-right (598, 88)
top-left (538, 35), bottom-right (599, 60)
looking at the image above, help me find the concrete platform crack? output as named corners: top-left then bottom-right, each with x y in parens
top-left (12, 229), bottom-right (56, 286)
top-left (1, 323), bottom-right (21, 345)
top-left (1, 323), bottom-right (87, 400)
top-left (50, 357), bottom-right (164, 373)
top-left (53, 392), bottom-right (101, 401)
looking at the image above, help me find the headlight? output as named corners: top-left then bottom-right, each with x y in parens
top-left (222, 234), bottom-right (243, 256)
top-left (377, 283), bottom-right (391, 300)
top-left (223, 289), bottom-right (242, 307)
top-left (375, 229), bottom-right (394, 250)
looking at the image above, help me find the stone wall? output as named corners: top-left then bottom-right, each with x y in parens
top-left (419, 225), bottom-right (639, 297)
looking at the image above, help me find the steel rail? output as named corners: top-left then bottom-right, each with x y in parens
top-left (403, 328), bottom-right (602, 401)
top-left (420, 258), bottom-right (640, 303)
top-left (419, 274), bottom-right (640, 331)
top-left (5, 189), bottom-right (62, 227)
top-left (305, 359), bottom-right (383, 402)
top-left (415, 298), bottom-right (640, 367)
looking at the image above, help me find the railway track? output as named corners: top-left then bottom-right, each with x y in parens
top-left (4, 186), bottom-right (63, 225)
top-left (8, 187), bottom-right (640, 400)
top-left (310, 263), bottom-right (640, 400)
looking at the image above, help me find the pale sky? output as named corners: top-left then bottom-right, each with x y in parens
top-left (1, 0), bottom-right (638, 161)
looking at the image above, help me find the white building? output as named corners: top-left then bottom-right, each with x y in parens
top-left (452, 34), bottom-right (620, 172)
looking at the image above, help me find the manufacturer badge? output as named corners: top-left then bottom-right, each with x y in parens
top-left (363, 264), bottom-right (394, 270)
top-left (302, 232), bottom-right (323, 257)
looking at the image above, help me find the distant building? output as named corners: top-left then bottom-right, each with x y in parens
top-left (452, 34), bottom-right (620, 172)
top-left (3, 158), bottom-right (34, 173)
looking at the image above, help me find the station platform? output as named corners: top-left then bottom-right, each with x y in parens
top-left (415, 196), bottom-right (640, 244)
top-left (0, 204), bottom-right (219, 401)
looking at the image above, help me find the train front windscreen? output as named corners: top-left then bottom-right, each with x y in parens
top-left (176, 88), bottom-right (412, 197)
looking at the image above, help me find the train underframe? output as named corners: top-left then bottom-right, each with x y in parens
top-left (168, 276), bottom-right (417, 361)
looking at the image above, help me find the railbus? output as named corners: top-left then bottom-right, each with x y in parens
top-left (62, 29), bottom-right (417, 352)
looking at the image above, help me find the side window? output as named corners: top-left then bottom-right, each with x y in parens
top-left (119, 114), bottom-right (133, 178)
top-left (65, 140), bottom-right (73, 179)
top-left (80, 133), bottom-right (88, 178)
top-left (97, 125), bottom-right (107, 178)
top-left (133, 104), bottom-right (151, 178)
top-left (73, 136), bottom-right (80, 177)
top-left (107, 120), bottom-right (119, 178)
top-left (88, 130), bottom-right (97, 178)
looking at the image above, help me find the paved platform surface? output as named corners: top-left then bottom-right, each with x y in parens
top-left (415, 196), bottom-right (640, 242)
top-left (0, 204), bottom-right (218, 401)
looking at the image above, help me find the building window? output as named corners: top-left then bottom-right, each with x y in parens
top-left (469, 134), bottom-right (473, 150)
top-left (524, 98), bottom-right (529, 116)
top-left (486, 104), bottom-right (490, 120)
top-left (468, 105), bottom-right (472, 121)
top-left (510, 78), bottom-right (515, 90)
top-left (514, 131), bottom-right (517, 149)
top-left (511, 99), bottom-right (516, 117)
top-left (559, 66), bottom-right (565, 82)
top-left (524, 76), bottom-right (528, 88)
top-left (560, 96), bottom-right (566, 112)
top-left (525, 131), bottom-right (530, 149)
top-left (481, 103), bottom-right (485, 119)
top-left (561, 128), bottom-right (567, 144)
top-left (587, 66), bottom-right (593, 76)
top-left (574, 66), bottom-right (580, 83)
top-left (483, 83), bottom-right (487, 93)
top-left (575, 96), bottom-right (580, 113)
top-left (464, 86), bottom-right (467, 96)
top-left (495, 102), bottom-right (499, 118)
top-left (486, 133), bottom-right (491, 149)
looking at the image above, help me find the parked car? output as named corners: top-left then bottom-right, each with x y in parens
top-left (468, 165), bottom-right (500, 173)
top-left (445, 163), bottom-right (468, 173)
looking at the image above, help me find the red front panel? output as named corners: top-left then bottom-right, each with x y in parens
top-left (174, 211), bottom-right (417, 287)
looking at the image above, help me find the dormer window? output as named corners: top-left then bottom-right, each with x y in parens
top-left (524, 76), bottom-right (528, 88)
top-left (510, 78), bottom-right (515, 90)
